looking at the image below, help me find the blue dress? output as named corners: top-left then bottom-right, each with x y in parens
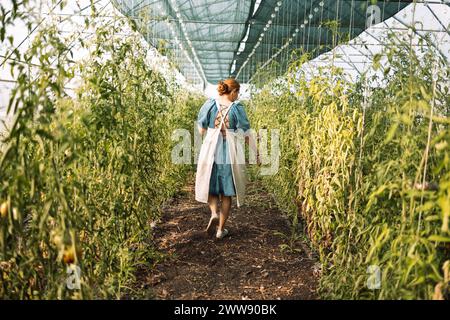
top-left (197, 99), bottom-right (251, 197)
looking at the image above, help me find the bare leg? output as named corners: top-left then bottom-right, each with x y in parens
top-left (208, 194), bottom-right (219, 216)
top-left (219, 195), bottom-right (231, 231)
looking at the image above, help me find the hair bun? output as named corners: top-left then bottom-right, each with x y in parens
top-left (218, 81), bottom-right (229, 95)
top-left (217, 78), bottom-right (240, 96)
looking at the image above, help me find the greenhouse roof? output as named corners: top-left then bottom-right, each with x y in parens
top-left (111, 1), bottom-right (411, 86)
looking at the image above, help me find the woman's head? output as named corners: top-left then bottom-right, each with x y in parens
top-left (218, 78), bottom-right (240, 101)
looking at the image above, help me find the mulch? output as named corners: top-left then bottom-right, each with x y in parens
top-left (135, 177), bottom-right (319, 300)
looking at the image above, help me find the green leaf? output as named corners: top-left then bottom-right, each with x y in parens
top-left (428, 235), bottom-right (450, 243)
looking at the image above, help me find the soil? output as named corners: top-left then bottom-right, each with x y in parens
top-left (136, 178), bottom-right (319, 300)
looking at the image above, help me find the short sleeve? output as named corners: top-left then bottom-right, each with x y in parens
top-left (234, 103), bottom-right (250, 132)
top-left (197, 99), bottom-right (214, 129)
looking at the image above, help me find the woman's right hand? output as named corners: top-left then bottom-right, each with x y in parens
top-left (198, 126), bottom-right (207, 135)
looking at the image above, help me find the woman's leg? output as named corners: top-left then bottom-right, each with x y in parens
top-left (219, 195), bottom-right (231, 231)
top-left (206, 194), bottom-right (220, 235)
top-left (208, 194), bottom-right (219, 216)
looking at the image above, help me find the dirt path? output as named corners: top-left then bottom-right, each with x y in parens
top-left (138, 178), bottom-right (319, 300)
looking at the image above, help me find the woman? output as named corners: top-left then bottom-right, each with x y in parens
top-left (195, 78), bottom-right (253, 239)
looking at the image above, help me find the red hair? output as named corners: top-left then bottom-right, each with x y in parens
top-left (218, 78), bottom-right (240, 96)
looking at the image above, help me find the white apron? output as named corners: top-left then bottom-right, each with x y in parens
top-left (195, 100), bottom-right (247, 207)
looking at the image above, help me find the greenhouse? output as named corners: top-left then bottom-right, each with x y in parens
top-left (0, 0), bottom-right (449, 302)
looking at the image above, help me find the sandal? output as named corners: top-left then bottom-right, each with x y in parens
top-left (216, 228), bottom-right (229, 239)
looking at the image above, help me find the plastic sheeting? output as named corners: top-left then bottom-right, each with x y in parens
top-left (112, 0), bottom-right (413, 86)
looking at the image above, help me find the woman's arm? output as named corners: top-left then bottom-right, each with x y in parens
top-left (198, 126), bottom-right (207, 135)
top-left (245, 133), bottom-right (260, 165)
top-left (235, 104), bottom-right (260, 165)
top-left (197, 99), bottom-right (213, 135)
